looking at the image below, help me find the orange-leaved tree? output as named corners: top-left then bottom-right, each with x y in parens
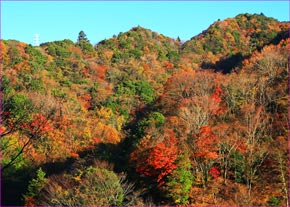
top-left (2, 113), bottom-right (53, 170)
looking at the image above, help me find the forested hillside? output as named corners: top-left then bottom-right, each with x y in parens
top-left (1, 13), bottom-right (289, 206)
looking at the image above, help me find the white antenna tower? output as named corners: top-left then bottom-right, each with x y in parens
top-left (34, 33), bottom-right (40, 46)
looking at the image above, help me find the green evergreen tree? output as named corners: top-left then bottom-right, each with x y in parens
top-left (24, 168), bottom-right (47, 198)
top-left (77, 30), bottom-right (89, 43)
top-left (76, 30), bottom-right (94, 53)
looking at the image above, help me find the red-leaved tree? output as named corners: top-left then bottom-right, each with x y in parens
top-left (131, 130), bottom-right (179, 186)
top-left (192, 125), bottom-right (219, 186)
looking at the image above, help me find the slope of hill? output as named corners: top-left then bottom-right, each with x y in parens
top-left (1, 13), bottom-right (289, 206)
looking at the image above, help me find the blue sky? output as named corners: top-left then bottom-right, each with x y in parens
top-left (1, 1), bottom-right (289, 45)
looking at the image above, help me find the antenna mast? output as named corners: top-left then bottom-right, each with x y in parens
top-left (34, 33), bottom-right (39, 46)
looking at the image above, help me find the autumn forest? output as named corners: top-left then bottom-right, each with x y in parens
top-left (1, 13), bottom-right (289, 206)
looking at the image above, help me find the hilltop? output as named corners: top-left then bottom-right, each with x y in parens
top-left (181, 13), bottom-right (288, 72)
